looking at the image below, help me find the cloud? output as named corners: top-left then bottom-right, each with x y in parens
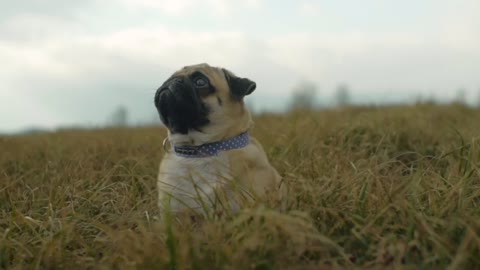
top-left (266, 31), bottom-right (480, 98)
top-left (0, 19), bottom-right (296, 130)
top-left (120, 0), bottom-right (263, 17)
top-left (0, 0), bottom-right (95, 22)
top-left (121, 0), bottom-right (196, 15)
top-left (1, 0), bottom-right (480, 131)
top-left (0, 14), bottom-right (80, 43)
top-left (297, 2), bottom-right (321, 17)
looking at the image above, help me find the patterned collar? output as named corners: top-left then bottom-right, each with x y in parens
top-left (172, 132), bottom-right (250, 158)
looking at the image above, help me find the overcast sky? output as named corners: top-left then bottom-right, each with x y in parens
top-left (1, 0), bottom-right (479, 132)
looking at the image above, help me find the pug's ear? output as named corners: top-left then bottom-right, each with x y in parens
top-left (222, 68), bottom-right (256, 99)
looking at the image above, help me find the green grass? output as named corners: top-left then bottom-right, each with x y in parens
top-left (1, 104), bottom-right (480, 269)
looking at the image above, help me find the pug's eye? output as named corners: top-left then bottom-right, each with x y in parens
top-left (194, 77), bottom-right (208, 87)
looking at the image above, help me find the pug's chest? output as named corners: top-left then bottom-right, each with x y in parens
top-left (158, 153), bottom-right (235, 211)
top-left (168, 154), bottom-right (232, 182)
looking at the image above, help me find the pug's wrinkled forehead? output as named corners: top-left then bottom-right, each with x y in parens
top-left (171, 63), bottom-right (224, 84)
top-left (178, 63), bottom-right (214, 74)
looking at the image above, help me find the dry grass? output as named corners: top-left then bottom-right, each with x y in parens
top-left (1, 104), bottom-right (480, 269)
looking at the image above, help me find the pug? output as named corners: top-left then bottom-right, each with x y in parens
top-left (154, 63), bottom-right (284, 217)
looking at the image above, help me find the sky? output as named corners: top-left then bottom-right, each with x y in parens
top-left (1, 0), bottom-right (480, 133)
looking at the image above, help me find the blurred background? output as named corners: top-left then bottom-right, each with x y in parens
top-left (1, 0), bottom-right (479, 134)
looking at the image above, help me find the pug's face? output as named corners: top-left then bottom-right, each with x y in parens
top-left (154, 63), bottom-right (256, 136)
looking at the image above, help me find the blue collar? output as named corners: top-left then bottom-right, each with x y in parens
top-left (172, 132), bottom-right (250, 158)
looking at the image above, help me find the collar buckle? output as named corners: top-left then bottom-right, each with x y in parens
top-left (162, 137), bottom-right (171, 153)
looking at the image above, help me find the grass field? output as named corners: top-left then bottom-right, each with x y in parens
top-left (1, 104), bottom-right (480, 269)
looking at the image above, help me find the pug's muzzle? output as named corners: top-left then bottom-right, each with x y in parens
top-left (154, 76), bottom-right (210, 134)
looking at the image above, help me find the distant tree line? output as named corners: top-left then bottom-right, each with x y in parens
top-left (108, 105), bottom-right (129, 127)
top-left (288, 81), bottom-right (352, 111)
top-left (288, 81), bottom-right (480, 111)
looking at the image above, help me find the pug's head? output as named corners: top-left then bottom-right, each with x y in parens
top-left (154, 63), bottom-right (256, 144)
